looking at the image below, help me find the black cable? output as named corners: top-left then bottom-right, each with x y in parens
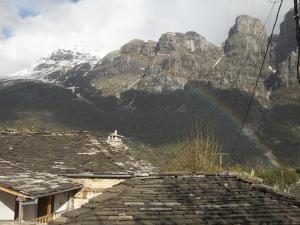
top-left (267, 0), bottom-right (281, 3)
top-left (294, 0), bottom-right (300, 84)
top-left (230, 0), bottom-right (283, 155)
top-left (195, 0), bottom-right (278, 133)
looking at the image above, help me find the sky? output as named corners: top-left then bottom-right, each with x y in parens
top-left (0, 0), bottom-right (294, 76)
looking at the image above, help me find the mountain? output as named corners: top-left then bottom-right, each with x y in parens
top-left (0, 15), bottom-right (276, 99)
top-left (0, 11), bottom-right (299, 168)
top-left (2, 49), bottom-right (97, 83)
top-left (274, 8), bottom-right (298, 86)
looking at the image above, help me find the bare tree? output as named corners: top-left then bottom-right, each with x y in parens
top-left (167, 127), bottom-right (222, 172)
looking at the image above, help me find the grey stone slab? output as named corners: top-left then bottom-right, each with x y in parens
top-left (50, 174), bottom-right (300, 225)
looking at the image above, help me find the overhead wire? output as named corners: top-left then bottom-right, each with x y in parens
top-left (230, 0), bottom-right (284, 155)
top-left (196, 0), bottom-right (278, 132)
top-left (293, 0), bottom-right (300, 84)
top-left (267, 0), bottom-right (282, 3)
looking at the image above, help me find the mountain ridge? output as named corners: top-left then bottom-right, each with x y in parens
top-left (0, 14), bottom-right (277, 101)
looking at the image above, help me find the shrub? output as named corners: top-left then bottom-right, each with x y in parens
top-left (256, 168), bottom-right (299, 193)
top-left (166, 127), bottom-right (222, 172)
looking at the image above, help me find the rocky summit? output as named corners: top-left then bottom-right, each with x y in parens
top-left (274, 8), bottom-right (298, 86)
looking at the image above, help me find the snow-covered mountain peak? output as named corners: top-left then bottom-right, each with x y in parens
top-left (2, 48), bottom-right (100, 84)
top-left (46, 48), bottom-right (99, 65)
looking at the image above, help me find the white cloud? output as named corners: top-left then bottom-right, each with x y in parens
top-left (0, 0), bottom-right (294, 75)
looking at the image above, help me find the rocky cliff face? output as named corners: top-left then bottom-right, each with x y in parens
top-left (224, 15), bottom-right (267, 58)
top-left (153, 31), bottom-right (223, 77)
top-left (275, 9), bottom-right (297, 64)
top-left (156, 31), bottom-right (220, 54)
top-left (1, 12), bottom-right (296, 99)
top-left (206, 15), bottom-right (270, 98)
top-left (274, 9), bottom-right (298, 86)
top-left (87, 15), bottom-right (274, 98)
top-left (88, 31), bottom-right (223, 96)
top-left (121, 39), bottom-right (157, 57)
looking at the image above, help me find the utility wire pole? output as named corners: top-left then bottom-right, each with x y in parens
top-left (215, 153), bottom-right (229, 169)
top-left (294, 0), bottom-right (300, 84)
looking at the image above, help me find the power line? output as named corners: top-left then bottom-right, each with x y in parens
top-left (265, 1), bottom-right (277, 25)
top-left (230, 0), bottom-right (284, 155)
top-left (267, 0), bottom-right (281, 3)
top-left (195, 0), bottom-right (278, 133)
top-left (294, 0), bottom-right (300, 84)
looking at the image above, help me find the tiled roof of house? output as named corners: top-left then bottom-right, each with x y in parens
top-left (51, 173), bottom-right (300, 225)
top-left (0, 168), bottom-right (82, 198)
top-left (292, 183), bottom-right (300, 198)
top-left (0, 131), bottom-right (156, 176)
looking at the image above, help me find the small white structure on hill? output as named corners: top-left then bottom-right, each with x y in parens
top-left (106, 130), bottom-right (124, 146)
top-left (4, 128), bottom-right (18, 134)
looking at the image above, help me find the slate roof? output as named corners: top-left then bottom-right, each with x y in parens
top-left (51, 173), bottom-right (300, 225)
top-left (0, 131), bottom-right (156, 176)
top-left (292, 183), bottom-right (300, 198)
top-left (0, 168), bottom-right (82, 198)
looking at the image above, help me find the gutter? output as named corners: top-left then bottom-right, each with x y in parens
top-left (0, 186), bottom-right (30, 199)
top-left (64, 173), bottom-right (134, 179)
top-left (63, 172), bottom-right (152, 179)
top-left (31, 185), bottom-right (83, 199)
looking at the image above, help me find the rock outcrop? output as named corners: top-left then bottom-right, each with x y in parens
top-left (224, 15), bottom-right (267, 59)
top-left (156, 31), bottom-right (219, 54)
top-left (275, 9), bottom-right (297, 64)
top-left (2, 12), bottom-right (297, 99)
top-left (208, 15), bottom-right (270, 97)
top-left (274, 9), bottom-right (298, 86)
top-left (121, 39), bottom-right (157, 57)
top-left (153, 32), bottom-right (223, 77)
top-left (89, 31), bottom-right (223, 95)
top-left (88, 15), bottom-right (273, 98)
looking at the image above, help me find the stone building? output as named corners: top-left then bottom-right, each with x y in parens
top-left (106, 130), bottom-right (124, 146)
top-left (0, 131), bottom-right (156, 223)
top-left (0, 169), bottom-right (82, 222)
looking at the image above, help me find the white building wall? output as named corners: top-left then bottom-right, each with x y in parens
top-left (54, 193), bottom-right (70, 213)
top-left (72, 178), bottom-right (123, 209)
top-left (23, 204), bottom-right (37, 221)
top-left (0, 190), bottom-right (15, 220)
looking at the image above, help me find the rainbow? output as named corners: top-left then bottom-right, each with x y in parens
top-left (187, 86), bottom-right (280, 167)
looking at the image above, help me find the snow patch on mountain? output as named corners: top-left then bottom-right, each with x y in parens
top-left (1, 48), bottom-right (100, 84)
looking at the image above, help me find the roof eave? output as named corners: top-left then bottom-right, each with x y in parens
top-left (64, 173), bottom-right (134, 179)
top-left (31, 184), bottom-right (83, 199)
top-left (0, 185), bottom-right (30, 199)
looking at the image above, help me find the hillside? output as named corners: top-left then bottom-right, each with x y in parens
top-left (0, 10), bottom-right (299, 168)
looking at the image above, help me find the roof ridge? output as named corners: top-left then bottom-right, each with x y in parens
top-left (101, 173), bottom-right (300, 203)
top-left (55, 173), bottom-right (300, 225)
top-left (230, 173), bottom-right (300, 204)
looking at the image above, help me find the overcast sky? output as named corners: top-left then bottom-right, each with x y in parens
top-left (0, 0), bottom-right (293, 76)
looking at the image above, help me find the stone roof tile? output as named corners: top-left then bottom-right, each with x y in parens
top-left (50, 173), bottom-right (300, 225)
top-left (0, 132), bottom-right (156, 175)
top-left (0, 171), bottom-right (82, 197)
